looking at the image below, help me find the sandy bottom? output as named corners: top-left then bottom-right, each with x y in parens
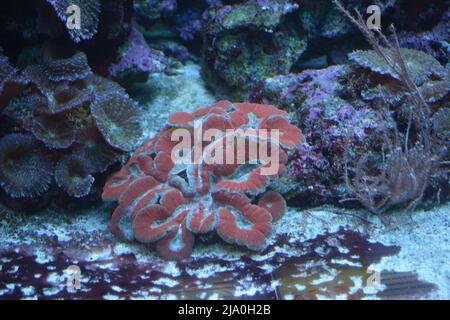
top-left (0, 201), bottom-right (448, 300)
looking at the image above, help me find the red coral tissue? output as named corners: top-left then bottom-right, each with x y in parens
top-left (103, 101), bottom-right (304, 260)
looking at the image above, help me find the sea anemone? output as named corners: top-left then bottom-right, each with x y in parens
top-left (0, 134), bottom-right (53, 198)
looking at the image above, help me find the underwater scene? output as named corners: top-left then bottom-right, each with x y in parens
top-left (0, 0), bottom-right (448, 301)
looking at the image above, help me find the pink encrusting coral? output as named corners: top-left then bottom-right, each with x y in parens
top-left (103, 101), bottom-right (304, 260)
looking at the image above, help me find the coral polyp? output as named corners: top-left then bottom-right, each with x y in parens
top-left (0, 134), bottom-right (53, 198)
top-left (103, 101), bottom-right (304, 260)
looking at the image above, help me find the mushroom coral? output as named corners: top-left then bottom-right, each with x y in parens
top-left (103, 100), bottom-right (304, 260)
top-left (55, 155), bottom-right (95, 198)
top-left (31, 113), bottom-right (76, 149)
top-left (0, 134), bottom-right (53, 198)
top-left (43, 51), bottom-right (92, 82)
top-left (91, 92), bottom-right (143, 152)
top-left (0, 50), bottom-right (142, 202)
top-left (45, 0), bottom-right (101, 43)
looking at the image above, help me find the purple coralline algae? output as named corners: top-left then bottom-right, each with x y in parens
top-left (109, 26), bottom-right (170, 82)
top-left (257, 65), bottom-right (397, 204)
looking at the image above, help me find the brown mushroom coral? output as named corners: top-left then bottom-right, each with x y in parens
top-left (90, 92), bottom-right (143, 152)
top-left (43, 51), bottom-right (92, 82)
top-left (73, 124), bottom-right (120, 174)
top-left (0, 44), bottom-right (143, 204)
top-left (55, 155), bottom-right (95, 198)
top-left (0, 134), bottom-right (53, 198)
top-left (0, 51), bottom-right (27, 111)
top-left (31, 113), bottom-right (76, 149)
top-left (24, 65), bottom-right (92, 114)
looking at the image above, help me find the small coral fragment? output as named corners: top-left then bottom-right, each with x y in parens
top-left (109, 26), bottom-right (169, 82)
top-left (0, 134), bottom-right (53, 198)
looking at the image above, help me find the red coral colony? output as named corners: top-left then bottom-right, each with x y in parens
top-left (103, 101), bottom-right (304, 260)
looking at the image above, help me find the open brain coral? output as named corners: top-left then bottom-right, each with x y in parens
top-left (103, 100), bottom-right (304, 260)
